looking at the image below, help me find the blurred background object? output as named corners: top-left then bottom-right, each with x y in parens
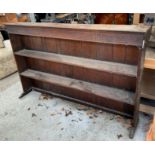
top-left (94, 13), bottom-right (128, 24)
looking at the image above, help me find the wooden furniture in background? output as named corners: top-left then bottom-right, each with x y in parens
top-left (148, 26), bottom-right (155, 48)
top-left (140, 47), bottom-right (155, 114)
top-left (133, 13), bottom-right (145, 25)
top-left (140, 104), bottom-right (155, 115)
top-left (95, 13), bottom-right (128, 24)
top-left (0, 13), bottom-right (29, 26)
top-left (18, 14), bottom-right (30, 22)
top-left (6, 23), bottom-right (151, 138)
top-left (133, 14), bottom-right (141, 25)
top-left (0, 13), bottom-right (18, 25)
top-left (0, 13), bottom-right (30, 40)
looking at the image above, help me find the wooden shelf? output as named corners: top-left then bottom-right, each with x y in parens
top-left (140, 47), bottom-right (155, 113)
top-left (148, 35), bottom-right (155, 48)
top-left (144, 47), bottom-right (155, 70)
top-left (140, 104), bottom-right (155, 115)
top-left (21, 69), bottom-right (135, 105)
top-left (140, 97), bottom-right (155, 115)
top-left (141, 47), bottom-right (155, 101)
top-left (141, 69), bottom-right (155, 100)
top-left (7, 23), bottom-right (150, 137)
top-left (144, 59), bottom-right (155, 70)
top-left (16, 49), bottom-right (137, 77)
top-left (6, 23), bottom-right (150, 46)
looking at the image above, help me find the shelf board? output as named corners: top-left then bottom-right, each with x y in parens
top-left (144, 47), bottom-right (155, 70)
top-left (15, 49), bottom-right (137, 77)
top-left (140, 97), bottom-right (155, 114)
top-left (144, 59), bottom-right (155, 70)
top-left (21, 69), bottom-right (135, 105)
top-left (141, 69), bottom-right (155, 100)
top-left (148, 35), bottom-right (155, 48)
top-left (6, 22), bottom-right (150, 33)
top-left (140, 104), bottom-right (155, 115)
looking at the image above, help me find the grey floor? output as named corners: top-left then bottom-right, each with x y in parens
top-left (0, 73), bottom-right (152, 140)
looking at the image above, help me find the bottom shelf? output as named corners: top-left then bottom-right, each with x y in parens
top-left (20, 69), bottom-right (135, 116)
top-left (140, 97), bottom-right (155, 115)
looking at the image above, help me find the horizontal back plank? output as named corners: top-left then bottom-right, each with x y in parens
top-left (7, 25), bottom-right (145, 46)
top-left (21, 35), bottom-right (140, 65)
top-left (24, 57), bottom-right (136, 91)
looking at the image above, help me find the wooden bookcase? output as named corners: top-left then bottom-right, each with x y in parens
top-left (6, 23), bottom-right (151, 138)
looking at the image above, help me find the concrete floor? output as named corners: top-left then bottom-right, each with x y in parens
top-left (0, 73), bottom-right (152, 140)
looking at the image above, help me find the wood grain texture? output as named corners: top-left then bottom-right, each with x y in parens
top-left (7, 23), bottom-right (151, 137)
top-left (20, 69), bottom-right (135, 116)
top-left (141, 69), bottom-right (155, 100)
top-left (21, 36), bottom-right (140, 65)
top-left (21, 69), bottom-right (135, 104)
top-left (6, 23), bottom-right (150, 46)
top-left (144, 47), bottom-right (155, 69)
top-left (6, 22), bottom-right (150, 32)
top-left (140, 104), bottom-right (155, 115)
top-left (95, 13), bottom-right (128, 24)
top-left (26, 57), bottom-right (136, 91)
top-left (16, 49), bottom-right (137, 77)
top-left (15, 49), bottom-right (137, 91)
top-left (9, 34), bottom-right (32, 91)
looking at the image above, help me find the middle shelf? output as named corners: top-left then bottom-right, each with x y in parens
top-left (15, 49), bottom-right (137, 91)
top-left (15, 49), bottom-right (137, 77)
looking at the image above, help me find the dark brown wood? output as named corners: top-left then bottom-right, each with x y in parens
top-left (94, 13), bottom-right (128, 24)
top-left (8, 34), bottom-right (32, 91)
top-left (15, 49), bottom-right (137, 91)
top-left (6, 23), bottom-right (151, 138)
top-left (15, 49), bottom-right (137, 76)
top-left (140, 103), bottom-right (155, 115)
top-left (131, 30), bottom-right (151, 138)
top-left (139, 47), bottom-right (155, 116)
top-left (141, 69), bottom-right (155, 100)
top-left (6, 23), bottom-right (149, 46)
top-left (20, 69), bottom-right (134, 116)
top-left (21, 69), bottom-right (135, 104)
top-left (21, 36), bottom-right (140, 65)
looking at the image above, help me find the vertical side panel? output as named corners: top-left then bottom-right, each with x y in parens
top-left (9, 34), bottom-right (32, 91)
top-left (132, 46), bottom-right (145, 130)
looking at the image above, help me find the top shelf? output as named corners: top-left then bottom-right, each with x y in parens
top-left (6, 23), bottom-right (150, 47)
top-left (5, 23), bottom-right (151, 33)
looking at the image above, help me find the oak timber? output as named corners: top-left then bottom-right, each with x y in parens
top-left (16, 49), bottom-right (137, 77)
top-left (6, 22), bottom-right (150, 32)
top-left (6, 23), bottom-right (151, 138)
top-left (21, 69), bottom-right (135, 105)
top-left (140, 104), bottom-right (155, 115)
top-left (144, 47), bottom-right (155, 70)
top-left (141, 69), bottom-right (155, 100)
top-left (6, 23), bottom-right (150, 46)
